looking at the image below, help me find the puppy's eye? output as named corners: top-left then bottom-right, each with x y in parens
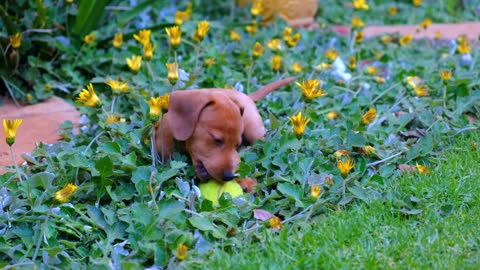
top-left (213, 138), bottom-right (224, 146)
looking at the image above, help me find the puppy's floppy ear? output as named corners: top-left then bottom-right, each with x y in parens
top-left (168, 90), bottom-right (214, 141)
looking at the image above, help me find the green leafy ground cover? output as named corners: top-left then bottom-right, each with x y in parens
top-left (1, 0), bottom-right (480, 268)
top-left (207, 132), bottom-right (480, 269)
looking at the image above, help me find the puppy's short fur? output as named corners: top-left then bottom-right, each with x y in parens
top-left (155, 77), bottom-right (296, 187)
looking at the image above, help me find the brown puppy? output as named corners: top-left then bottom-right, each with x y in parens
top-left (155, 77), bottom-right (296, 189)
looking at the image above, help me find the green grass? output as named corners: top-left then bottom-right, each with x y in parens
top-left (204, 132), bottom-right (480, 269)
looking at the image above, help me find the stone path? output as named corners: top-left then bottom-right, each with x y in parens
top-left (332, 22), bottom-right (480, 40)
top-left (0, 97), bottom-right (80, 171)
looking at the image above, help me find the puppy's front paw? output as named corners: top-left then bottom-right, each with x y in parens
top-left (235, 177), bottom-right (258, 193)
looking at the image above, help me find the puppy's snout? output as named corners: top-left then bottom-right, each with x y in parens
top-left (222, 172), bottom-right (236, 181)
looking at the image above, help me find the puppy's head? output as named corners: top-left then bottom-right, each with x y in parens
top-left (168, 90), bottom-right (244, 182)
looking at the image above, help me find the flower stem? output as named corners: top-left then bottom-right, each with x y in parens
top-left (146, 61), bottom-right (156, 82)
top-left (110, 95), bottom-right (117, 113)
top-left (73, 43), bottom-right (85, 65)
top-left (32, 204), bottom-right (53, 262)
top-left (151, 125), bottom-right (157, 166)
top-left (149, 171), bottom-right (159, 210)
top-left (9, 145), bottom-right (22, 182)
top-left (443, 85), bottom-right (447, 112)
top-left (246, 58), bottom-right (255, 93)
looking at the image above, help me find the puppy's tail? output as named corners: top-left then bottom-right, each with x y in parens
top-left (248, 76), bottom-right (297, 102)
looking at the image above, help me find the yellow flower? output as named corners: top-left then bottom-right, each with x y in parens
top-left (26, 94), bottom-right (33, 102)
top-left (146, 94), bottom-right (170, 121)
top-left (351, 15), bottom-right (364, 28)
top-left (245, 21), bottom-right (258, 35)
top-left (252, 42), bottom-right (264, 58)
top-left (176, 244), bottom-right (188, 260)
top-left (230, 30), bottom-right (241, 41)
top-left (267, 39), bottom-right (282, 51)
top-left (126, 55), bottom-right (142, 73)
top-left (143, 42), bottom-right (155, 61)
top-left (324, 48), bottom-right (339, 61)
top-left (406, 76), bottom-right (421, 88)
top-left (175, 10), bottom-right (188, 25)
top-left (420, 18), bottom-right (432, 29)
top-left (3, 119), bottom-right (22, 146)
top-left (325, 175), bottom-right (333, 186)
top-left (204, 58), bottom-right (216, 66)
top-left (112, 33), bottom-right (123, 48)
top-left (375, 76), bottom-right (386, 84)
top-left (354, 31), bottom-right (364, 44)
top-left (44, 84), bottom-right (52, 92)
top-left (175, 10), bottom-right (190, 25)
top-left (175, 2), bottom-right (192, 25)
top-left (316, 63), bottom-right (332, 70)
top-left (361, 145), bottom-right (376, 156)
top-left (296, 79), bottom-right (326, 100)
top-left (250, 0), bottom-right (263, 16)
top-left (65, 0), bottom-right (73, 4)
top-left (106, 114), bottom-right (121, 124)
top-left (399, 34), bottom-right (413, 46)
top-left (84, 33), bottom-right (95, 45)
top-left (291, 62), bottom-right (303, 73)
top-left (326, 111), bottom-right (338, 120)
top-left (285, 33), bottom-right (300, 48)
top-left (353, 0), bottom-right (369, 10)
top-left (457, 35), bottom-right (471, 54)
top-left (381, 35), bottom-right (392, 44)
top-left (283, 27), bottom-right (292, 41)
top-left (288, 112), bottom-right (310, 138)
top-left (55, 183), bottom-right (78, 203)
top-left (165, 26), bottom-right (181, 49)
top-left (9, 33), bottom-right (22, 49)
top-left (440, 70), bottom-right (452, 81)
top-left (366, 66), bottom-right (376, 75)
top-left (416, 163), bottom-right (429, 174)
top-left (348, 56), bottom-right (356, 70)
top-left (338, 157), bottom-right (355, 177)
top-left (413, 0), bottom-right (421, 7)
top-left (311, 184), bottom-right (321, 199)
top-left (434, 31), bottom-right (441, 40)
top-left (269, 216), bottom-right (282, 229)
top-left (334, 150), bottom-right (350, 159)
top-left (193, 21), bottom-right (209, 42)
top-left (414, 85), bottom-right (429, 97)
top-left (76, 83), bottom-right (101, 107)
top-left (133, 29), bottom-right (151, 47)
top-left (105, 76), bottom-right (131, 94)
top-left (388, 6), bottom-right (398, 16)
top-left (271, 55), bottom-right (282, 72)
top-left (166, 62), bottom-right (179, 85)
top-left (361, 107), bottom-right (377, 125)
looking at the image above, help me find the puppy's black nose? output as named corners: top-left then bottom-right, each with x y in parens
top-left (222, 173), bottom-right (235, 181)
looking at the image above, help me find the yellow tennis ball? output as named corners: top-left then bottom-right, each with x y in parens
top-left (199, 180), bottom-right (243, 206)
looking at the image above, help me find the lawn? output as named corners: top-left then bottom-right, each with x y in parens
top-left (1, 0), bottom-right (479, 269)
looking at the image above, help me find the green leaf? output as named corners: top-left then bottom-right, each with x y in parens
top-left (157, 199), bottom-right (185, 220)
top-left (87, 205), bottom-right (107, 230)
top-left (348, 186), bottom-right (369, 203)
top-left (399, 208), bottom-right (423, 215)
top-left (268, 111), bottom-right (281, 130)
top-left (29, 172), bottom-right (55, 190)
top-left (277, 183), bottom-right (304, 207)
top-left (346, 130), bottom-right (367, 147)
top-left (72, 0), bottom-right (109, 37)
top-left (95, 156), bottom-right (113, 178)
top-left (188, 216), bottom-right (224, 238)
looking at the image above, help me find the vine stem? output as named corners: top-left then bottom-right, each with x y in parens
top-left (32, 204), bottom-right (54, 262)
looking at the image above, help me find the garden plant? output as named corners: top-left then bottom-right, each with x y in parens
top-left (1, 0), bottom-right (479, 268)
